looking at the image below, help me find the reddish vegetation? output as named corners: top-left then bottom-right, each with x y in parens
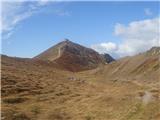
top-left (35, 40), bottom-right (105, 72)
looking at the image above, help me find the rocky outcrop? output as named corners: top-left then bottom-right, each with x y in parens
top-left (101, 53), bottom-right (115, 63)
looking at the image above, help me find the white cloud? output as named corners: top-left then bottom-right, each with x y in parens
top-left (1, 1), bottom-right (51, 35)
top-left (91, 42), bottom-right (117, 54)
top-left (144, 8), bottom-right (153, 16)
top-left (1, 1), bottom-right (69, 39)
top-left (91, 17), bottom-right (160, 58)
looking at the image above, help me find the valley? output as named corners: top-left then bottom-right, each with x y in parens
top-left (1, 41), bottom-right (160, 120)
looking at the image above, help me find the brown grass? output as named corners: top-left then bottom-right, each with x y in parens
top-left (1, 55), bottom-right (160, 120)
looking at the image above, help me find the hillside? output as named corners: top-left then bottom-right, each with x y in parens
top-left (92, 47), bottom-right (160, 85)
top-left (34, 39), bottom-right (107, 72)
top-left (1, 46), bottom-right (160, 120)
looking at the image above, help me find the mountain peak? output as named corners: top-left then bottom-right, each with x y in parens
top-left (63, 38), bottom-right (71, 43)
top-left (150, 46), bottom-right (160, 51)
top-left (34, 40), bottom-right (107, 71)
top-left (58, 39), bottom-right (74, 47)
top-left (146, 46), bottom-right (160, 55)
top-left (101, 53), bottom-right (115, 63)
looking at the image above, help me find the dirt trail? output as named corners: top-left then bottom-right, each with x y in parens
top-left (51, 47), bottom-right (61, 61)
top-left (131, 80), bottom-right (155, 105)
top-left (142, 91), bottom-right (153, 105)
top-left (57, 47), bottom-right (61, 58)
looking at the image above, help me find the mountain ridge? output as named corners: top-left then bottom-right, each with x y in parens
top-left (34, 39), bottom-right (114, 71)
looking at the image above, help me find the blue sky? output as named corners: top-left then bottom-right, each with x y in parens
top-left (1, 1), bottom-right (160, 58)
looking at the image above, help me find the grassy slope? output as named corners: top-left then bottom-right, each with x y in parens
top-left (1, 55), bottom-right (160, 120)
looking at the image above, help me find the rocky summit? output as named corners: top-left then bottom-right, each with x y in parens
top-left (35, 39), bottom-right (112, 71)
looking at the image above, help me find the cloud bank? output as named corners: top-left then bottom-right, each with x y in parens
top-left (91, 17), bottom-right (160, 58)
